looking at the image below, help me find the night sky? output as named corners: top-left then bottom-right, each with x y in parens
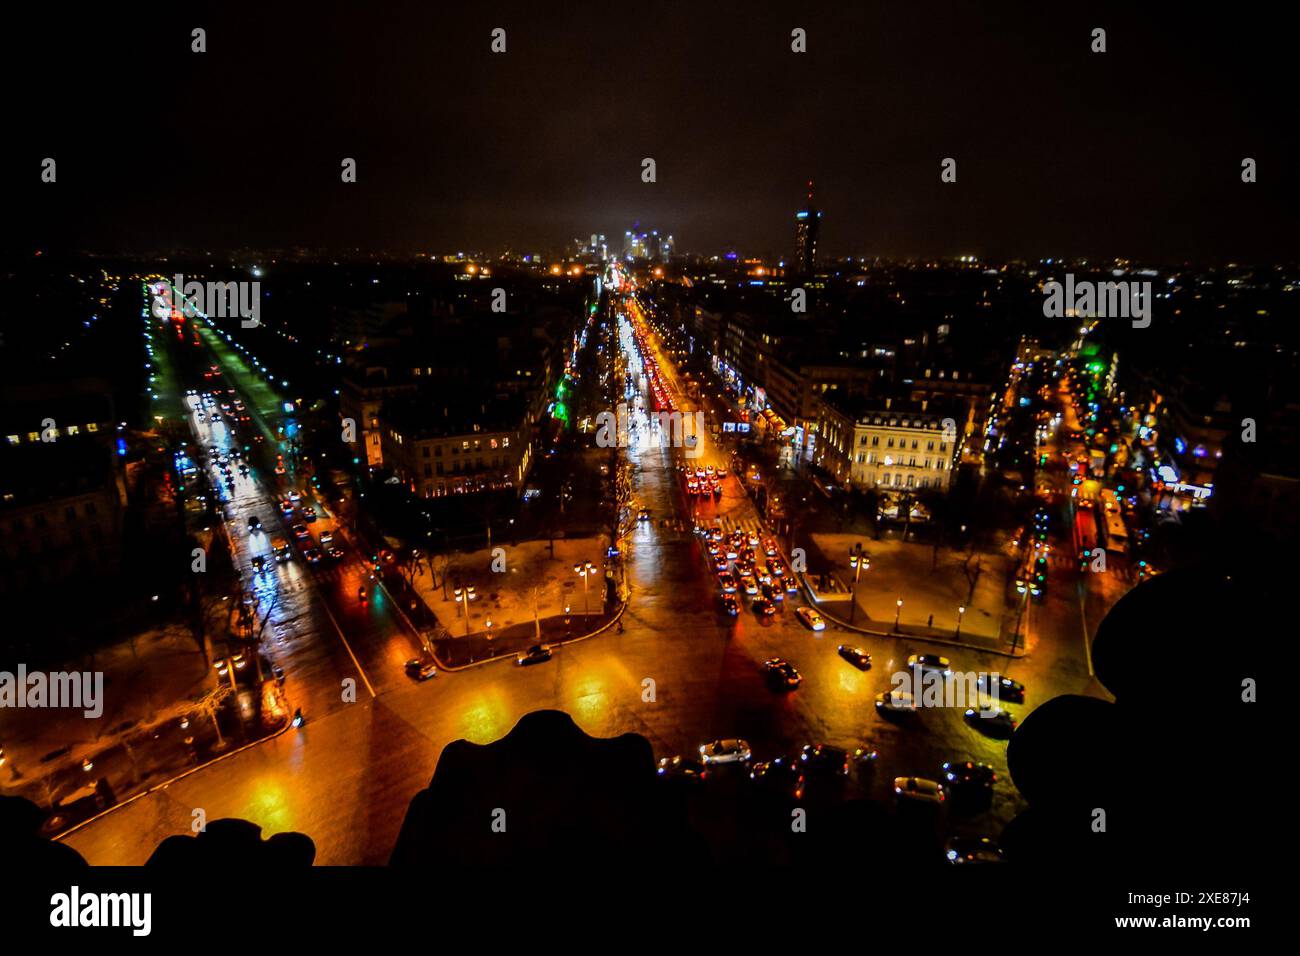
top-left (4, 1), bottom-right (1294, 260)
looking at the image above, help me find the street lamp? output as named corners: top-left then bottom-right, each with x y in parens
top-left (893, 598), bottom-right (903, 633)
top-left (848, 543), bottom-right (869, 624)
top-left (574, 561), bottom-right (597, 617)
top-left (956, 605), bottom-right (966, 639)
top-left (452, 586), bottom-right (471, 637)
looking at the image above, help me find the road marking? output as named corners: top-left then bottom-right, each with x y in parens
top-left (317, 597), bottom-right (377, 698)
top-left (1077, 580), bottom-right (1095, 677)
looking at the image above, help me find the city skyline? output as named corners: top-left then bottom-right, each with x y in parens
top-left (4, 3), bottom-right (1295, 261)
top-left (0, 0), bottom-right (1279, 934)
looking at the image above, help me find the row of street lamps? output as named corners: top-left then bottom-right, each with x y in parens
top-left (849, 543), bottom-right (967, 638)
top-left (450, 560), bottom-right (601, 640)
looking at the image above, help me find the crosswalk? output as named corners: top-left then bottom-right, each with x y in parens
top-left (702, 514), bottom-right (768, 538)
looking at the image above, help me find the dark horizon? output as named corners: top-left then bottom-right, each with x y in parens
top-left (3, 1), bottom-right (1295, 262)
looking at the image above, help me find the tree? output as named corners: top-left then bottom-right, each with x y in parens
top-left (194, 684), bottom-right (233, 750)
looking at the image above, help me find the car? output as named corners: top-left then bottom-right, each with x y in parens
top-left (724, 544), bottom-right (739, 560)
top-left (875, 690), bottom-right (917, 713)
top-left (292, 523), bottom-right (310, 540)
top-left (404, 658), bottom-right (437, 681)
top-left (637, 508), bottom-right (651, 521)
top-left (707, 542), bottom-right (722, 556)
top-left (250, 555), bottom-right (266, 573)
top-left (965, 706), bottom-right (1017, 738)
top-left (799, 744), bottom-right (849, 778)
top-left (907, 654), bottom-right (952, 677)
top-left (717, 571), bottom-right (737, 593)
top-left (303, 547), bottom-right (322, 564)
top-left (302, 507), bottom-right (318, 522)
top-left (721, 594), bottom-right (740, 616)
top-left (753, 597), bottom-right (777, 617)
top-left (894, 776), bottom-right (945, 805)
top-left (852, 746), bottom-right (880, 766)
top-left (977, 674), bottom-right (1026, 703)
top-left (795, 606), bottom-right (826, 631)
top-left (785, 576), bottom-right (799, 593)
top-left (767, 560), bottom-right (785, 577)
top-left (714, 555), bottom-right (730, 572)
top-left (942, 760), bottom-right (997, 789)
top-left (763, 658), bottom-right (801, 690)
top-left (326, 547), bottom-right (345, 561)
top-left (760, 582), bottom-right (783, 603)
top-left (516, 644), bottom-right (553, 666)
top-left (837, 645), bottom-right (871, 669)
top-left (763, 538), bottom-right (779, 557)
top-left (740, 575), bottom-right (759, 595)
top-left (699, 738), bottom-right (752, 765)
top-left (749, 758), bottom-right (804, 800)
top-left (945, 836), bottom-right (1004, 865)
top-left (247, 516), bottom-right (261, 532)
top-left (319, 530), bottom-right (334, 546)
top-left (656, 755), bottom-right (708, 783)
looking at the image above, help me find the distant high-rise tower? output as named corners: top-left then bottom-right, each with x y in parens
top-left (794, 181), bottom-right (822, 274)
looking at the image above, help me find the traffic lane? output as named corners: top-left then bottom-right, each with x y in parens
top-left (65, 584), bottom-right (1025, 865)
top-left (175, 341), bottom-right (414, 711)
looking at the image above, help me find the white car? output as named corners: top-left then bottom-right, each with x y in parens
top-left (794, 606), bottom-right (825, 631)
top-left (907, 654), bottom-right (952, 677)
top-left (699, 738), bottom-right (752, 765)
top-left (875, 691), bottom-right (917, 713)
top-left (894, 776), bottom-right (945, 805)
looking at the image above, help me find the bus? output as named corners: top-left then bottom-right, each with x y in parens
top-left (1097, 490), bottom-right (1128, 554)
top-left (1074, 505), bottom-right (1098, 566)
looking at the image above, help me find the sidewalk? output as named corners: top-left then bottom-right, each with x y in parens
top-left (0, 617), bottom-right (289, 834)
top-left (406, 536), bottom-right (617, 666)
top-left (808, 532), bottom-right (1016, 651)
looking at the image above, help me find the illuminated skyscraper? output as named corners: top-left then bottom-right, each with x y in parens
top-left (794, 181), bottom-right (821, 274)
